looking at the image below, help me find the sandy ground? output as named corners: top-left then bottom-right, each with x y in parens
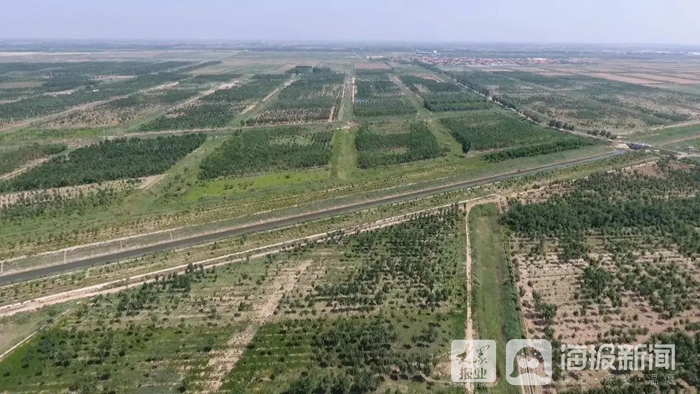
top-left (0, 80), bottom-right (188, 133)
top-left (628, 73), bottom-right (700, 85)
top-left (419, 73), bottom-right (445, 82)
top-left (261, 76), bottom-right (295, 103)
top-left (200, 261), bottom-right (311, 393)
top-left (355, 62), bottom-right (391, 69)
top-left (584, 73), bottom-right (659, 85)
top-left (239, 103), bottom-right (256, 115)
top-left (0, 175), bottom-right (159, 206)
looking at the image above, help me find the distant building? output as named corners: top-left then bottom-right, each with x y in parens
top-left (415, 49), bottom-right (438, 56)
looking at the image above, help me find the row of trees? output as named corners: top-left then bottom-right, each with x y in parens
top-left (548, 119), bottom-right (576, 131)
top-left (586, 129), bottom-right (618, 139)
top-left (483, 139), bottom-right (594, 163)
top-left (0, 143), bottom-right (66, 175)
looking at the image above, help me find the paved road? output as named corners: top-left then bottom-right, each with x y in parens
top-left (0, 150), bottom-right (624, 285)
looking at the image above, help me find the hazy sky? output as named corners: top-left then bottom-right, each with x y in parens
top-left (2, 0), bottom-right (697, 44)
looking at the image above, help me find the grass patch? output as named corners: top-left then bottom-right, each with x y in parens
top-left (330, 129), bottom-right (358, 180)
top-left (469, 203), bottom-right (522, 394)
top-left (635, 124), bottom-right (700, 146)
top-left (186, 168), bottom-right (329, 202)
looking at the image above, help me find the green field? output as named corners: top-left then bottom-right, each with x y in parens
top-left (469, 203), bottom-right (522, 394)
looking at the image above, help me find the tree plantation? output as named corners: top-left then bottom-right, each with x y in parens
top-left (0, 134), bottom-right (206, 191)
top-left (140, 75), bottom-right (287, 131)
top-left (199, 126), bottom-right (333, 179)
top-left (0, 208), bottom-right (467, 393)
top-left (506, 161), bottom-right (700, 392)
top-left (353, 75), bottom-right (415, 118)
top-left (355, 122), bottom-right (445, 168)
top-left (0, 143), bottom-right (66, 175)
top-left (440, 113), bottom-right (572, 151)
top-left (247, 73), bottom-right (344, 125)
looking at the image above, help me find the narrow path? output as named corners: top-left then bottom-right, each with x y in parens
top-left (201, 261), bottom-right (310, 393)
top-left (0, 157), bottom-right (48, 181)
top-left (389, 75), bottom-right (431, 118)
top-left (657, 133), bottom-right (700, 147)
top-left (338, 71), bottom-right (354, 121)
top-left (123, 77), bottom-right (243, 133)
top-left (235, 76), bottom-right (297, 125)
top-left (464, 204), bottom-right (475, 394)
top-left (330, 129), bottom-right (357, 181)
top-left (649, 118), bottom-right (700, 131)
